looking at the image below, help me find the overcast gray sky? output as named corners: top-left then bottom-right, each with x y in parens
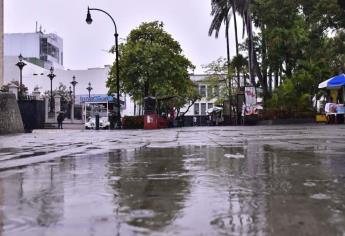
top-left (5, 0), bottom-right (239, 73)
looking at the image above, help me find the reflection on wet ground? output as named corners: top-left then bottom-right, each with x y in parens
top-left (0, 125), bottom-right (345, 235)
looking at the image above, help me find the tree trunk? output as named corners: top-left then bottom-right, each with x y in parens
top-left (246, 10), bottom-right (255, 86)
top-left (231, 1), bottom-right (241, 88)
top-left (274, 70), bottom-right (279, 89)
top-left (261, 25), bottom-right (268, 97)
top-left (268, 70), bottom-right (272, 94)
top-left (144, 80), bottom-right (149, 97)
top-left (253, 49), bottom-right (268, 99)
top-left (226, 18), bottom-right (232, 125)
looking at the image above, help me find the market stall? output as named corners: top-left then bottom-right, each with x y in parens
top-left (207, 106), bottom-right (223, 126)
top-left (318, 74), bottom-right (345, 123)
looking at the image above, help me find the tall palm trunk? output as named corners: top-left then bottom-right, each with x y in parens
top-left (231, 1), bottom-right (241, 88)
top-left (246, 10), bottom-right (255, 86)
top-left (225, 18), bottom-right (232, 125)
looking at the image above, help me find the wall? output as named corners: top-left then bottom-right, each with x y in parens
top-left (4, 56), bottom-right (48, 89)
top-left (18, 100), bottom-right (45, 130)
top-left (0, 93), bottom-right (24, 134)
top-left (0, 0), bottom-right (3, 87)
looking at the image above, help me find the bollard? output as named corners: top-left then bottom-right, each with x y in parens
top-left (95, 114), bottom-right (100, 130)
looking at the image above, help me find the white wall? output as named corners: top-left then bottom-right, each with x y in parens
top-left (4, 56), bottom-right (110, 94)
top-left (4, 56), bottom-right (48, 90)
top-left (3, 56), bottom-right (135, 116)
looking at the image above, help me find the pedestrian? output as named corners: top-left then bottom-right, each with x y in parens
top-left (57, 112), bottom-right (65, 129)
top-left (193, 116), bottom-right (197, 126)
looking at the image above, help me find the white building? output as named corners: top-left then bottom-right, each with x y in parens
top-left (3, 56), bottom-right (136, 117)
top-left (181, 74), bottom-right (224, 116)
top-left (4, 31), bottom-right (63, 69)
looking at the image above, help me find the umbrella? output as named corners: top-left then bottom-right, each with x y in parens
top-left (318, 74), bottom-right (345, 89)
top-left (207, 106), bottom-right (223, 114)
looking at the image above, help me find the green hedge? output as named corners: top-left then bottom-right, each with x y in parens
top-left (262, 109), bottom-right (314, 120)
top-left (122, 116), bottom-right (144, 129)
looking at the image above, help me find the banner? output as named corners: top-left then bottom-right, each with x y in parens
top-left (245, 87), bottom-right (256, 106)
top-left (80, 95), bottom-right (113, 103)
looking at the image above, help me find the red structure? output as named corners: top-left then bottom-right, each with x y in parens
top-left (144, 112), bottom-right (168, 129)
top-left (144, 112), bottom-right (158, 129)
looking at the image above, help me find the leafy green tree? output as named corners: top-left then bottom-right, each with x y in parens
top-left (44, 82), bottom-right (71, 103)
top-left (207, 0), bottom-right (345, 116)
top-left (0, 81), bottom-right (28, 100)
top-left (162, 80), bottom-right (201, 119)
top-left (107, 21), bottom-right (195, 112)
top-left (202, 57), bottom-right (238, 106)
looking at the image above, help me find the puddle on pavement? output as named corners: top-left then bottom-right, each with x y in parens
top-left (0, 145), bottom-right (345, 235)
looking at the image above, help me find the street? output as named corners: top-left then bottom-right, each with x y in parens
top-left (0, 124), bottom-right (345, 235)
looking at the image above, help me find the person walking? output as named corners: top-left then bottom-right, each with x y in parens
top-left (57, 112), bottom-right (65, 129)
top-left (193, 116), bottom-right (197, 126)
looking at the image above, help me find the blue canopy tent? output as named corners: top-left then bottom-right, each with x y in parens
top-left (318, 74), bottom-right (345, 89)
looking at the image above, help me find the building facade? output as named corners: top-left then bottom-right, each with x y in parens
top-left (3, 56), bottom-right (136, 117)
top-left (4, 31), bottom-right (63, 69)
top-left (181, 74), bottom-right (224, 116)
top-left (0, 0), bottom-right (3, 87)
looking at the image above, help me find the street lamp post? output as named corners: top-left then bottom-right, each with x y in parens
top-left (68, 86), bottom-right (73, 120)
top-left (47, 67), bottom-right (56, 113)
top-left (68, 86), bottom-right (73, 100)
top-left (16, 54), bottom-right (26, 97)
top-left (70, 76), bottom-right (78, 122)
top-left (70, 75), bottom-right (78, 103)
top-left (86, 7), bottom-right (121, 128)
top-left (86, 82), bottom-right (93, 98)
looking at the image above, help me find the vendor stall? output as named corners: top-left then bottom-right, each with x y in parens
top-left (207, 106), bottom-right (223, 126)
top-left (318, 74), bottom-right (345, 123)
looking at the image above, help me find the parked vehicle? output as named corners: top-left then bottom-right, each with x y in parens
top-left (85, 117), bottom-right (110, 129)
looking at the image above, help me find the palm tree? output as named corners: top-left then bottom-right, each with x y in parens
top-left (209, 0), bottom-right (241, 124)
top-left (236, 0), bottom-right (269, 96)
top-left (209, 0), bottom-right (241, 84)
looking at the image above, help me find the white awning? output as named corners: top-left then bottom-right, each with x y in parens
top-left (207, 106), bottom-right (223, 113)
top-left (318, 78), bottom-right (331, 89)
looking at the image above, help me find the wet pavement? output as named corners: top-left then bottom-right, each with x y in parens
top-left (0, 124), bottom-right (345, 235)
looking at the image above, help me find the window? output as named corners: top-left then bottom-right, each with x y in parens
top-left (199, 85), bottom-right (206, 97)
top-left (214, 86), bottom-right (219, 97)
top-left (194, 103), bottom-right (200, 115)
top-left (207, 85), bottom-right (213, 98)
top-left (208, 103), bottom-right (213, 109)
top-left (201, 103), bottom-right (206, 115)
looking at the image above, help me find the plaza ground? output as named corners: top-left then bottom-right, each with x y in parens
top-left (0, 124), bottom-right (345, 235)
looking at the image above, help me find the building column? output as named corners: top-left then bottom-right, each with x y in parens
top-left (8, 82), bottom-right (19, 100)
top-left (45, 96), bottom-right (49, 122)
top-left (32, 88), bottom-right (41, 100)
top-left (71, 102), bottom-right (74, 123)
top-left (54, 95), bottom-right (61, 121)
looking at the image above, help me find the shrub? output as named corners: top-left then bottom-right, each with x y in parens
top-left (264, 73), bottom-right (315, 119)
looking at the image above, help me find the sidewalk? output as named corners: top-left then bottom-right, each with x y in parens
top-left (45, 122), bottom-right (84, 130)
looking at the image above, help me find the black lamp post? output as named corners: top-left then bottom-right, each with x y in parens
top-left (86, 82), bottom-right (93, 98)
top-left (47, 67), bottom-right (56, 113)
top-left (86, 7), bottom-right (121, 128)
top-left (16, 54), bottom-right (26, 95)
top-left (70, 75), bottom-right (78, 103)
top-left (68, 86), bottom-right (73, 99)
top-left (68, 86), bottom-right (73, 119)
